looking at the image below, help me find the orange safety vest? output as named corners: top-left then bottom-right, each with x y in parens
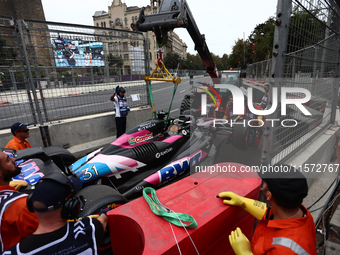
top-left (5, 136), bottom-right (31, 151)
top-left (251, 205), bottom-right (317, 255)
top-left (0, 186), bottom-right (38, 251)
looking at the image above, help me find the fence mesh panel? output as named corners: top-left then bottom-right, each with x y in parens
top-left (246, 0), bottom-right (340, 163)
top-left (0, 19), bottom-right (149, 129)
top-left (271, 0), bottom-right (340, 163)
top-left (0, 16), bottom-right (38, 128)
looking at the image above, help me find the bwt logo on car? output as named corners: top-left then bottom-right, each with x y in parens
top-left (128, 133), bottom-right (153, 145)
top-left (159, 150), bottom-right (202, 182)
top-left (155, 148), bottom-right (173, 158)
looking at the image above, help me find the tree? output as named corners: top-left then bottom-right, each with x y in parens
top-left (108, 53), bottom-right (123, 67)
top-left (228, 39), bottom-right (252, 68)
top-left (0, 34), bottom-right (17, 66)
top-left (185, 52), bottom-right (205, 70)
top-left (287, 8), bottom-right (325, 53)
top-left (221, 54), bottom-right (229, 70)
top-left (249, 17), bottom-right (275, 63)
top-left (163, 52), bottom-right (180, 69)
top-left (212, 53), bottom-right (226, 71)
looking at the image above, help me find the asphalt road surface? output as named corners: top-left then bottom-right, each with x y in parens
top-left (0, 76), bottom-right (207, 128)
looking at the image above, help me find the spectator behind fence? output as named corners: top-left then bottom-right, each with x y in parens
top-left (0, 151), bottom-right (38, 252)
top-left (5, 123), bottom-right (31, 151)
top-left (4, 172), bottom-right (107, 255)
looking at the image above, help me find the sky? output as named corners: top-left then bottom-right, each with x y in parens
top-left (41, 0), bottom-right (278, 57)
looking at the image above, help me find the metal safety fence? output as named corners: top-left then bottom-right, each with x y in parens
top-left (0, 16), bottom-right (150, 129)
top-left (249, 0), bottom-right (340, 164)
top-left (246, 59), bottom-right (272, 82)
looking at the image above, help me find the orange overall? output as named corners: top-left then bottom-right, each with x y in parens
top-left (251, 205), bottom-right (317, 255)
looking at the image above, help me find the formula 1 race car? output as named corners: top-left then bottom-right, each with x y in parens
top-left (8, 111), bottom-right (226, 196)
top-left (68, 111), bottom-right (225, 200)
top-left (2, 111), bottom-right (230, 253)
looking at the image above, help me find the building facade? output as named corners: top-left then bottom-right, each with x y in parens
top-left (93, 0), bottom-right (187, 72)
top-left (0, 0), bottom-right (51, 66)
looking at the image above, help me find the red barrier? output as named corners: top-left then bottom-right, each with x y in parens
top-left (108, 163), bottom-right (261, 255)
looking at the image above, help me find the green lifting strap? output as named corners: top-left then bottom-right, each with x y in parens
top-left (143, 187), bottom-right (198, 228)
top-left (156, 28), bottom-right (168, 48)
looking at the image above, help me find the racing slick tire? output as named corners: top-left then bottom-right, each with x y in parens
top-left (76, 185), bottom-right (127, 254)
top-left (232, 125), bottom-right (256, 150)
top-left (43, 146), bottom-right (77, 174)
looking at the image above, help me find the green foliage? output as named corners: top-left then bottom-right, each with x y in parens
top-left (220, 54), bottom-right (229, 68)
top-left (228, 39), bottom-right (252, 68)
top-left (109, 70), bottom-right (119, 75)
top-left (249, 17), bottom-right (275, 62)
top-left (163, 52), bottom-right (181, 69)
top-left (287, 8), bottom-right (325, 53)
top-left (0, 34), bottom-right (17, 66)
top-left (108, 53), bottom-right (123, 67)
top-left (176, 17), bottom-right (275, 70)
top-left (62, 71), bottom-right (72, 77)
top-left (93, 67), bottom-right (104, 76)
top-left (182, 53), bottom-right (205, 70)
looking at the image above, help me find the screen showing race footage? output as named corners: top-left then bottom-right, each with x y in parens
top-left (52, 39), bottom-right (105, 67)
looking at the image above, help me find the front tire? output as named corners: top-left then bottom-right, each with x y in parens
top-left (43, 146), bottom-right (77, 173)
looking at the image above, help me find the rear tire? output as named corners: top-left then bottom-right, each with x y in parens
top-left (232, 125), bottom-right (256, 150)
top-left (43, 146), bottom-right (77, 174)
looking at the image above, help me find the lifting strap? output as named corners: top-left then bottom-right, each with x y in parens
top-left (143, 187), bottom-right (197, 228)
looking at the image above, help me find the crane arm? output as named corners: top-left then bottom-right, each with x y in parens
top-left (135, 0), bottom-right (218, 80)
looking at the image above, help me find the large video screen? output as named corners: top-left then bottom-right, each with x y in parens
top-left (52, 39), bottom-right (105, 67)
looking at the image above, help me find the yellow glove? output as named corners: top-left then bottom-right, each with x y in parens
top-left (218, 192), bottom-right (266, 220)
top-left (229, 227), bottom-right (253, 255)
top-left (9, 180), bottom-right (28, 191)
top-left (223, 115), bottom-right (228, 120)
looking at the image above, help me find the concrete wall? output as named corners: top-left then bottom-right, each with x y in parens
top-left (0, 107), bottom-right (152, 158)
